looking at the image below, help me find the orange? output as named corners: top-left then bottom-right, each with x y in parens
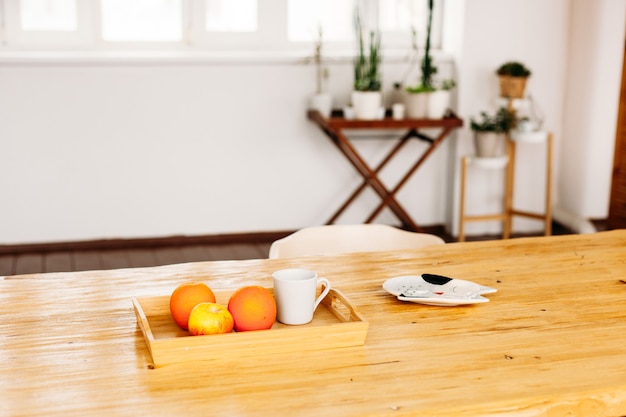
top-left (169, 281), bottom-right (216, 330)
top-left (227, 286), bottom-right (276, 332)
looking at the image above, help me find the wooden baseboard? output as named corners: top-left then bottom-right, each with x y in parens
top-left (4, 220), bottom-right (599, 256)
top-left (0, 231), bottom-right (294, 255)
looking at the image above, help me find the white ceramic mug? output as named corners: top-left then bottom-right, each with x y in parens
top-left (272, 268), bottom-right (331, 325)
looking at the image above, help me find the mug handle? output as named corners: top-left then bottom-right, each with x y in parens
top-left (313, 278), bottom-right (331, 311)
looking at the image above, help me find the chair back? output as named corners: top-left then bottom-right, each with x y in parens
top-left (269, 224), bottom-right (444, 259)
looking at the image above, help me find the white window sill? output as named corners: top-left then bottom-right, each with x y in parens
top-left (0, 49), bottom-right (452, 66)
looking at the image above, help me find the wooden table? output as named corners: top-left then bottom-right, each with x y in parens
top-left (308, 110), bottom-right (463, 232)
top-left (2, 230), bottom-right (626, 416)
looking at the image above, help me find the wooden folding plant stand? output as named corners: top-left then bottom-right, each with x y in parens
top-left (308, 109), bottom-right (463, 232)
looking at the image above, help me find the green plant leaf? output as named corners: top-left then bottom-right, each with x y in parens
top-left (353, 13), bottom-right (382, 92)
top-left (470, 107), bottom-right (517, 133)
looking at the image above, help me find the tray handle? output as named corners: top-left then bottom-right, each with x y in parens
top-left (322, 289), bottom-right (366, 323)
top-left (132, 297), bottom-right (156, 344)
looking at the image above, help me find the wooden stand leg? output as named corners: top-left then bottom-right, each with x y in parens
top-left (544, 133), bottom-right (553, 236)
top-left (505, 131), bottom-right (553, 237)
top-left (503, 139), bottom-right (515, 239)
top-left (459, 156), bottom-right (468, 242)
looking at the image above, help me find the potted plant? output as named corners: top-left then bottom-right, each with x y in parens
top-left (352, 14), bottom-right (382, 120)
top-left (405, 0), bottom-right (436, 118)
top-left (496, 61), bottom-right (531, 99)
top-left (470, 107), bottom-right (516, 157)
top-left (309, 26), bottom-right (332, 118)
top-left (426, 78), bottom-right (455, 119)
top-left (405, 84), bottom-right (433, 118)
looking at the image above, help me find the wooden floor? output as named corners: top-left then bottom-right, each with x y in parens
top-left (0, 242), bottom-right (275, 277)
top-left (0, 222), bottom-right (600, 277)
top-left (0, 237), bottom-right (278, 277)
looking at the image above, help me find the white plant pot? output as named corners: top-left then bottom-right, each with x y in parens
top-left (405, 92), bottom-right (428, 119)
top-left (310, 92), bottom-right (333, 118)
top-left (352, 91), bottom-right (382, 120)
top-left (426, 90), bottom-right (450, 119)
top-left (473, 132), bottom-right (507, 158)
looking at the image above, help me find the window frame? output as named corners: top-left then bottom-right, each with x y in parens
top-left (0, 0), bottom-right (445, 58)
top-left (187, 0), bottom-right (287, 51)
top-left (1, 0), bottom-right (95, 48)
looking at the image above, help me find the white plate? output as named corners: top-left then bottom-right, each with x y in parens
top-left (382, 274), bottom-right (497, 306)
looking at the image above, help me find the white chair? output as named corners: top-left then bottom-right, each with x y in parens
top-left (268, 224), bottom-right (445, 259)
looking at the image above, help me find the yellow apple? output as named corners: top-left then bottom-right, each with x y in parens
top-left (187, 302), bottom-right (234, 336)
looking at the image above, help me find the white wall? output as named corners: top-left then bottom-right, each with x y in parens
top-left (449, 0), bottom-right (625, 236)
top-left (450, 0), bottom-right (571, 235)
top-left (560, 0), bottom-right (626, 218)
top-left (2, 59), bottom-right (450, 244)
top-left (0, 0), bottom-right (624, 244)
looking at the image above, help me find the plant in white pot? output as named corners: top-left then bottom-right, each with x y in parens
top-left (309, 26), bottom-right (332, 118)
top-left (352, 14), bottom-right (382, 120)
top-left (426, 78), bottom-right (455, 119)
top-left (405, 84), bottom-right (434, 118)
top-left (405, 0), bottom-right (436, 118)
top-left (470, 107), bottom-right (516, 158)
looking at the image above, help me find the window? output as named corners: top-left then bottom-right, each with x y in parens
top-left (286, 0), bottom-right (443, 51)
top-left (2, 0), bottom-right (93, 47)
top-left (100, 0), bottom-right (183, 42)
top-left (287, 0), bottom-right (354, 42)
top-left (205, 0), bottom-right (257, 32)
top-left (380, 0), bottom-right (428, 32)
top-left (378, 0), bottom-right (443, 51)
top-left (0, 0), bottom-right (444, 54)
top-left (20, 0), bottom-right (77, 31)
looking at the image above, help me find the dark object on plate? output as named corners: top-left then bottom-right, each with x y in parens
top-left (421, 273), bottom-right (452, 285)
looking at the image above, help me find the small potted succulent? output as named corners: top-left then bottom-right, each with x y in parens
top-left (496, 61), bottom-right (531, 99)
top-left (470, 107), bottom-right (516, 157)
top-left (352, 14), bottom-right (382, 120)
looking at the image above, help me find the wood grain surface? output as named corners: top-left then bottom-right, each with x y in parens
top-left (2, 230), bottom-right (626, 416)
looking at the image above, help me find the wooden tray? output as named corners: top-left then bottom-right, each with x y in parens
top-left (133, 288), bottom-right (368, 366)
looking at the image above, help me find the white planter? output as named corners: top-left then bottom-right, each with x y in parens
top-left (426, 90), bottom-right (450, 119)
top-left (352, 91), bottom-right (382, 120)
top-left (405, 92), bottom-right (428, 119)
top-left (473, 132), bottom-right (507, 158)
top-left (392, 103), bottom-right (405, 120)
top-left (310, 92), bottom-right (333, 118)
